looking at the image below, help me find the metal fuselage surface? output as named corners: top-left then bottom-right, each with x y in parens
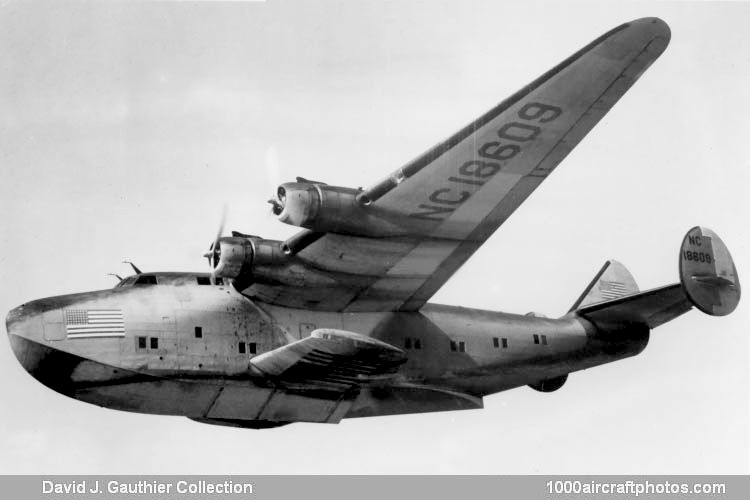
top-left (6, 273), bottom-right (648, 425)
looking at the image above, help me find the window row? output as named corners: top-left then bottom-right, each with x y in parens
top-left (136, 336), bottom-right (159, 350)
top-left (449, 335), bottom-right (550, 353)
top-left (533, 334), bottom-right (548, 345)
top-left (449, 340), bottom-right (466, 352)
top-left (403, 337), bottom-right (423, 350)
top-left (493, 337), bottom-right (509, 349)
top-left (137, 335), bottom-right (258, 355)
top-left (238, 342), bottom-right (257, 355)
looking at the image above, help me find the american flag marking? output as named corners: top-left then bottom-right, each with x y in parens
top-left (599, 281), bottom-right (629, 300)
top-left (65, 309), bottom-right (125, 338)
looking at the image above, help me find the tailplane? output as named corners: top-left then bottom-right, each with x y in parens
top-left (573, 227), bottom-right (740, 329)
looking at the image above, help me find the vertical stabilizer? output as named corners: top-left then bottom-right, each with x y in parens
top-left (570, 260), bottom-right (639, 311)
top-left (680, 227), bottom-right (740, 316)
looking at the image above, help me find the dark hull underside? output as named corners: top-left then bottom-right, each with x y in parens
top-left (9, 326), bottom-right (647, 427)
top-left (10, 334), bottom-right (485, 427)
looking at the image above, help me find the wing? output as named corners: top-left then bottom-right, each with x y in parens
top-left (242, 18), bottom-right (671, 312)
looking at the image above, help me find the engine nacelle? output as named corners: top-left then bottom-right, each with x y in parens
top-left (272, 182), bottom-right (361, 231)
top-left (270, 182), bottom-right (404, 236)
top-left (211, 236), bottom-right (284, 280)
top-left (528, 374), bottom-right (568, 393)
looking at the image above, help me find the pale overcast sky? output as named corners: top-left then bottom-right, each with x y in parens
top-left (0, 0), bottom-right (747, 474)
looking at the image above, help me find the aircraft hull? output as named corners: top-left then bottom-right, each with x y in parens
top-left (6, 278), bottom-right (649, 426)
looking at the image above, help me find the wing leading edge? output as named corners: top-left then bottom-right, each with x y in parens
top-left (242, 18), bottom-right (671, 312)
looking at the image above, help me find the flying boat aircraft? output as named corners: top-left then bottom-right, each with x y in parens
top-left (6, 17), bottom-right (740, 428)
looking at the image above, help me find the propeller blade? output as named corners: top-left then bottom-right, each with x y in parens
top-left (204, 206), bottom-right (228, 281)
top-left (213, 205), bottom-right (227, 250)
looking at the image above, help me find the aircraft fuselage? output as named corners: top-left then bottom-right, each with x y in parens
top-left (6, 272), bottom-right (648, 427)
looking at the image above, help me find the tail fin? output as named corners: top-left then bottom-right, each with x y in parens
top-left (570, 260), bottom-right (639, 311)
top-left (573, 227), bottom-right (740, 329)
top-left (679, 226), bottom-right (740, 316)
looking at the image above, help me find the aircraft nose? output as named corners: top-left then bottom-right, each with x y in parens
top-left (6, 304), bottom-right (26, 334)
top-left (6, 303), bottom-right (42, 344)
top-left (6, 298), bottom-right (61, 342)
top-left (7, 303), bottom-right (44, 370)
top-left (6, 303), bottom-right (77, 395)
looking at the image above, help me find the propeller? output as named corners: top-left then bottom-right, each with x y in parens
top-left (265, 145), bottom-right (288, 216)
top-left (202, 206), bottom-right (227, 283)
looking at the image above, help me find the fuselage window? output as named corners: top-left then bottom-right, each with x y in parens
top-left (248, 342), bottom-right (257, 354)
top-left (541, 334), bottom-right (548, 345)
top-left (195, 326), bottom-right (203, 338)
top-left (501, 337), bottom-right (508, 349)
top-left (493, 337), bottom-right (499, 348)
top-left (450, 340), bottom-right (457, 352)
top-left (458, 341), bottom-right (466, 353)
top-left (533, 334), bottom-right (540, 345)
top-left (134, 275), bottom-right (157, 286)
top-left (136, 336), bottom-right (147, 350)
top-left (150, 337), bottom-right (159, 349)
top-left (404, 337), bottom-right (422, 349)
top-left (239, 342), bottom-right (246, 354)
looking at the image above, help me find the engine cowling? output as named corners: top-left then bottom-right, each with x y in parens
top-left (272, 182), bottom-right (361, 231)
top-left (210, 236), bottom-right (284, 280)
top-left (270, 181), bottom-right (404, 236)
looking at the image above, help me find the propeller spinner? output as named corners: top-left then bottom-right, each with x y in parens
top-left (268, 186), bottom-right (286, 216)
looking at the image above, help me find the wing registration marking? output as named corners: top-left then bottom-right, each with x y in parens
top-left (409, 102), bottom-right (562, 221)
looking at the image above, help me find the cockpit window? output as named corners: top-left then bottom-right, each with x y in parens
top-left (134, 275), bottom-right (158, 286)
top-left (116, 276), bottom-right (137, 288)
top-left (116, 273), bottom-right (218, 288)
top-left (197, 276), bottom-right (223, 286)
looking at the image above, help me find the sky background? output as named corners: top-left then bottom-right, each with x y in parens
top-left (0, 0), bottom-right (747, 474)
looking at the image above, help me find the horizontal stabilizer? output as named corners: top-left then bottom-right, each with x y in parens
top-left (576, 283), bottom-right (692, 329)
